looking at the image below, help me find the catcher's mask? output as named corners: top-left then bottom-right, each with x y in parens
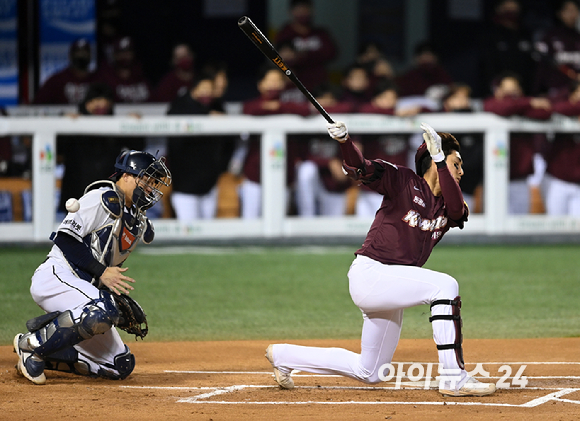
top-left (112, 150), bottom-right (172, 212)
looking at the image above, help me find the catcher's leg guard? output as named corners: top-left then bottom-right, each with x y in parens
top-left (44, 346), bottom-right (94, 377)
top-left (429, 296), bottom-right (464, 370)
top-left (97, 345), bottom-right (135, 380)
top-left (18, 290), bottom-right (120, 359)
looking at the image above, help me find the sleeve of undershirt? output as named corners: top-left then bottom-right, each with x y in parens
top-left (53, 231), bottom-right (107, 278)
top-left (436, 161), bottom-right (467, 222)
top-left (338, 137), bottom-right (375, 175)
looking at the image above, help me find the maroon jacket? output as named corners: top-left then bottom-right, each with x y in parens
top-left (34, 67), bottom-right (98, 104)
top-left (96, 65), bottom-right (152, 103)
top-left (340, 138), bottom-right (467, 267)
top-left (276, 24), bottom-right (337, 90)
top-left (358, 104), bottom-right (395, 115)
top-left (395, 64), bottom-right (453, 97)
top-left (484, 96), bottom-right (552, 179)
top-left (547, 100), bottom-right (580, 183)
top-left (534, 25), bottom-right (580, 100)
top-left (151, 70), bottom-right (192, 102)
top-left (357, 134), bottom-right (411, 194)
top-left (242, 98), bottom-right (310, 184)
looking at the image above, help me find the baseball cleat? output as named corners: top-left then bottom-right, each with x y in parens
top-left (439, 377), bottom-right (496, 397)
top-left (265, 344), bottom-right (294, 389)
top-left (13, 333), bottom-right (46, 385)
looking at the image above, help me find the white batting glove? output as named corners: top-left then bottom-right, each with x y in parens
top-left (327, 121), bottom-right (348, 143)
top-left (420, 122), bottom-right (445, 163)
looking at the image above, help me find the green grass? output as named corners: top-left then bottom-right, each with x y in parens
top-left (1, 244), bottom-right (579, 345)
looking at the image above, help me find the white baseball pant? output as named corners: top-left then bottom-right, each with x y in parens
top-left (29, 258), bottom-right (126, 374)
top-left (271, 255), bottom-right (468, 387)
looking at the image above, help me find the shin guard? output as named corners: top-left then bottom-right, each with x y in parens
top-left (429, 296), bottom-right (464, 370)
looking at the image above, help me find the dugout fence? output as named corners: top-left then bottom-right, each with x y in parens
top-left (0, 113), bottom-right (579, 243)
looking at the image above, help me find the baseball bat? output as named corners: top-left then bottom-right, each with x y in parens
top-left (237, 16), bottom-right (335, 124)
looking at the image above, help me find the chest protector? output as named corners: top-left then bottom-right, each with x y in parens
top-left (84, 181), bottom-right (153, 277)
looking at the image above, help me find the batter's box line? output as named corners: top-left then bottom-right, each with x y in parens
top-left (164, 370), bottom-right (580, 382)
top-left (183, 386), bottom-right (580, 407)
top-left (120, 385), bottom-right (580, 407)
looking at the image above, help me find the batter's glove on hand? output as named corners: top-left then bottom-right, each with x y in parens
top-left (420, 122), bottom-right (445, 163)
top-left (327, 121), bottom-right (348, 143)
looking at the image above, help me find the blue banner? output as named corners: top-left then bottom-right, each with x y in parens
top-left (0, 0), bottom-right (18, 106)
top-left (38, 0), bottom-right (95, 85)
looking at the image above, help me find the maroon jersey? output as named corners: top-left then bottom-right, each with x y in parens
top-left (357, 134), bottom-right (410, 193)
top-left (96, 66), bottom-right (151, 103)
top-left (276, 24), bottom-right (337, 90)
top-left (484, 96), bottom-right (552, 180)
top-left (34, 67), bottom-right (98, 104)
top-left (395, 64), bottom-right (453, 97)
top-left (534, 25), bottom-right (580, 100)
top-left (358, 103), bottom-right (395, 115)
top-left (339, 138), bottom-right (467, 267)
top-left (547, 100), bottom-right (580, 183)
top-left (151, 70), bottom-right (192, 103)
top-left (242, 97), bottom-right (310, 184)
top-left (303, 137), bottom-right (351, 192)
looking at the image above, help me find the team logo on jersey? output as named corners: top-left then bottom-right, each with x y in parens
top-left (402, 210), bottom-right (448, 232)
top-left (62, 218), bottom-right (82, 232)
top-left (413, 196), bottom-right (426, 208)
top-left (120, 227), bottom-right (136, 251)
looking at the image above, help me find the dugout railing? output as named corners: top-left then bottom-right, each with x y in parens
top-left (1, 113), bottom-right (579, 243)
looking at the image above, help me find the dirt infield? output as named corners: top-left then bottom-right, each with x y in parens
top-left (2, 338), bottom-right (579, 420)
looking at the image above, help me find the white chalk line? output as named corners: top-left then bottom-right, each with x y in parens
top-left (164, 369), bottom-right (580, 380)
top-left (180, 385), bottom-right (580, 407)
top-left (120, 384), bottom-right (580, 407)
top-left (124, 363), bottom-right (580, 407)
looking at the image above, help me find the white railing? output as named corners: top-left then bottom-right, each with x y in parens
top-left (1, 112), bottom-right (580, 243)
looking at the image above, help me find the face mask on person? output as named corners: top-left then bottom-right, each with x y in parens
top-left (497, 10), bottom-right (520, 26)
top-left (295, 15), bottom-right (312, 26)
top-left (176, 57), bottom-right (193, 71)
top-left (116, 57), bottom-right (133, 69)
top-left (71, 56), bottom-right (90, 71)
top-left (196, 95), bottom-right (213, 106)
top-left (262, 89), bottom-right (282, 100)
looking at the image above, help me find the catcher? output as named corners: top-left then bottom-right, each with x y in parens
top-left (13, 150), bottom-right (171, 385)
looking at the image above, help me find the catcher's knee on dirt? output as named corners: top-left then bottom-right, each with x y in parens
top-left (20, 290), bottom-right (120, 358)
top-left (429, 296), bottom-right (464, 370)
top-left (44, 346), bottom-right (94, 377)
top-left (97, 345), bottom-right (135, 380)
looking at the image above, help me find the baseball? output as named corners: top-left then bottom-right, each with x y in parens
top-left (65, 198), bottom-right (80, 213)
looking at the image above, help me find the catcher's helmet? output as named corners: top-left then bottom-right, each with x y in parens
top-left (113, 150), bottom-right (172, 211)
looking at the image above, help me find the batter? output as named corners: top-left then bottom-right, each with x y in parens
top-left (265, 122), bottom-right (496, 397)
top-left (13, 150), bottom-right (171, 385)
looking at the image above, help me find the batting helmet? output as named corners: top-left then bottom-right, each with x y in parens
top-left (414, 142), bottom-right (430, 177)
top-left (113, 150), bottom-right (172, 211)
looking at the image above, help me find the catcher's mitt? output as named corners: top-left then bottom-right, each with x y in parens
top-left (113, 293), bottom-right (148, 340)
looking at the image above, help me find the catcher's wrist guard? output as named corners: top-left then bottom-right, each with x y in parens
top-left (113, 293), bottom-right (148, 340)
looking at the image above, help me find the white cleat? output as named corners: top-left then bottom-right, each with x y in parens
top-left (13, 333), bottom-right (46, 385)
top-left (439, 377), bottom-right (496, 397)
top-left (265, 344), bottom-right (294, 390)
